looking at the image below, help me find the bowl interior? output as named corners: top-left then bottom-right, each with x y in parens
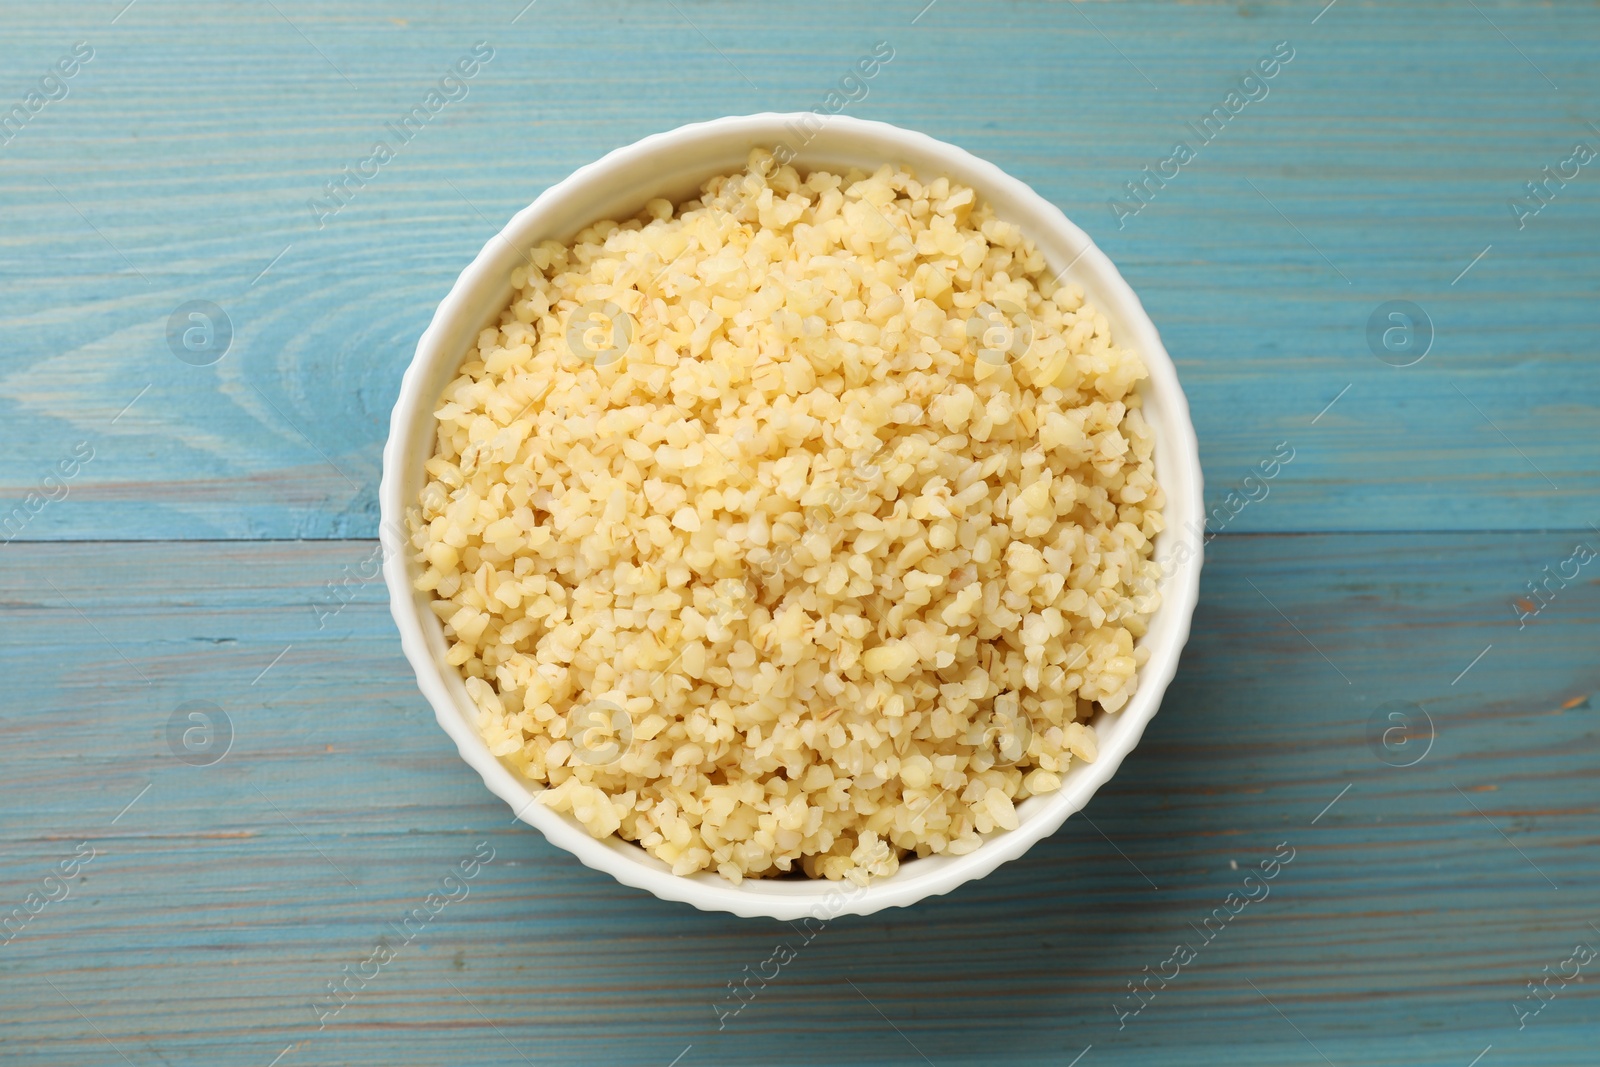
top-left (382, 114), bottom-right (1202, 919)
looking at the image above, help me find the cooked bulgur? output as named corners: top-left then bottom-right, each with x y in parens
top-left (409, 149), bottom-right (1162, 883)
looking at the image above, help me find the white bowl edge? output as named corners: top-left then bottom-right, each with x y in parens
top-left (380, 113), bottom-right (1204, 921)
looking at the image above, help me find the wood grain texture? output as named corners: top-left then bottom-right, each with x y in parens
top-left (1, 534), bottom-right (1597, 1066)
top-left (0, 1), bottom-right (1596, 539)
top-left (2, 2), bottom-right (1598, 1065)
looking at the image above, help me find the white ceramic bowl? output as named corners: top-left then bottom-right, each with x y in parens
top-left (381, 113), bottom-right (1203, 921)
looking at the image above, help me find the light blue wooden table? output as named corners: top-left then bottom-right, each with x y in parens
top-left (3, 2), bottom-right (1597, 1064)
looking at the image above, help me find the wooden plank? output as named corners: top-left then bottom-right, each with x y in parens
top-left (0, 1), bottom-right (1596, 539)
top-left (1, 533), bottom-right (1595, 1065)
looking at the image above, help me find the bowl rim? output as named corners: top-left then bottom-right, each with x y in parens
top-left (380, 112), bottom-right (1203, 920)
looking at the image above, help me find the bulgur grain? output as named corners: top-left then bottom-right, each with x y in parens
top-left (411, 149), bottom-right (1163, 883)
